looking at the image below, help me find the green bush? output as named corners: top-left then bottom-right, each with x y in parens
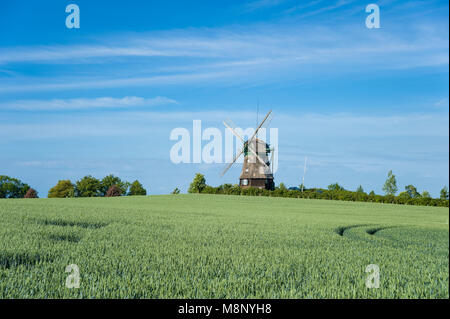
top-left (196, 183), bottom-right (448, 208)
top-left (48, 180), bottom-right (75, 198)
top-left (0, 175), bottom-right (30, 198)
top-left (440, 186), bottom-right (449, 200)
top-left (101, 175), bottom-right (130, 196)
top-left (75, 175), bottom-right (102, 197)
top-left (128, 180), bottom-right (147, 196)
top-left (328, 183), bottom-right (345, 191)
top-left (188, 173), bottom-right (206, 194)
top-left (383, 170), bottom-right (398, 195)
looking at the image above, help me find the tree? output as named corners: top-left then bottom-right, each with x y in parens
top-left (48, 180), bottom-right (75, 198)
top-left (328, 183), bottom-right (345, 191)
top-left (188, 173), bottom-right (206, 193)
top-left (382, 170), bottom-right (397, 195)
top-left (75, 175), bottom-right (101, 197)
top-left (421, 191), bottom-right (431, 198)
top-left (0, 175), bottom-right (30, 198)
top-left (100, 175), bottom-right (129, 196)
top-left (398, 191), bottom-right (410, 199)
top-left (405, 185), bottom-right (420, 198)
top-left (278, 183), bottom-right (287, 191)
top-left (105, 185), bottom-right (122, 197)
top-left (356, 185), bottom-right (364, 193)
top-left (128, 180), bottom-right (147, 196)
top-left (440, 186), bottom-right (449, 200)
top-left (171, 187), bottom-right (181, 194)
top-left (24, 188), bottom-right (38, 198)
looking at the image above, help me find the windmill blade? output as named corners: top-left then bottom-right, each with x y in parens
top-left (248, 110), bottom-right (272, 144)
top-left (223, 118), bottom-right (239, 133)
top-left (221, 148), bottom-right (244, 177)
top-left (261, 112), bottom-right (274, 129)
top-left (255, 112), bottom-right (274, 143)
top-left (223, 120), bottom-right (245, 143)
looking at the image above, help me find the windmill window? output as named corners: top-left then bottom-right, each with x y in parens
top-left (245, 168), bottom-right (249, 173)
top-left (242, 179), bottom-right (249, 186)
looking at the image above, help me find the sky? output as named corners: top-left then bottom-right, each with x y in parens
top-left (0, 0), bottom-right (448, 197)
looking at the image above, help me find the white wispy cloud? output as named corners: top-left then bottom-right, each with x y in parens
top-left (0, 45), bottom-right (196, 64)
top-left (434, 97), bottom-right (449, 108)
top-left (0, 70), bottom-right (240, 93)
top-left (1, 109), bottom-right (448, 140)
top-left (243, 0), bottom-right (285, 11)
top-left (294, 0), bottom-right (355, 18)
top-left (284, 0), bottom-right (323, 14)
top-left (0, 14), bottom-right (447, 93)
top-left (0, 20), bottom-right (447, 65)
top-left (0, 96), bottom-right (178, 111)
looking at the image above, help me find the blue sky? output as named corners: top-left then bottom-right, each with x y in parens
top-left (0, 0), bottom-right (448, 197)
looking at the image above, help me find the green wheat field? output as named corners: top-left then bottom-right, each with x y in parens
top-left (0, 194), bottom-right (448, 298)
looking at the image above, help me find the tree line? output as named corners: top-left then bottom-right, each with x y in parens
top-left (0, 174), bottom-right (146, 198)
top-left (187, 172), bottom-right (449, 207)
top-left (2, 170), bottom-right (449, 207)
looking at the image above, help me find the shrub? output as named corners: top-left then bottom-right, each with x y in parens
top-left (0, 175), bottom-right (30, 199)
top-left (75, 175), bottom-right (102, 197)
top-left (397, 191), bottom-right (411, 204)
top-left (383, 170), bottom-right (398, 195)
top-left (405, 185), bottom-right (420, 198)
top-left (48, 180), bottom-right (75, 198)
top-left (421, 191), bottom-right (431, 198)
top-left (440, 186), bottom-right (449, 200)
top-left (128, 180), bottom-right (147, 196)
top-left (202, 185), bottom-right (217, 194)
top-left (188, 173), bottom-right (206, 194)
top-left (105, 185), bottom-right (122, 197)
top-left (193, 182), bottom-right (449, 208)
top-left (100, 175), bottom-right (129, 196)
top-left (171, 188), bottom-right (181, 194)
top-left (24, 188), bottom-right (38, 198)
top-left (328, 183), bottom-right (345, 191)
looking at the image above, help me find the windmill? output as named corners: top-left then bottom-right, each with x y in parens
top-left (221, 110), bottom-right (275, 190)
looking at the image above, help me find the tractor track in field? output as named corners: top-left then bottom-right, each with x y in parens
top-left (335, 224), bottom-right (399, 237)
top-left (365, 226), bottom-right (398, 235)
top-left (30, 217), bottom-right (109, 244)
top-left (47, 233), bottom-right (82, 243)
top-left (0, 252), bottom-right (53, 270)
top-left (334, 224), bottom-right (373, 236)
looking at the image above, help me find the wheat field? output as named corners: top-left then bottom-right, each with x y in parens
top-left (0, 194), bottom-right (448, 298)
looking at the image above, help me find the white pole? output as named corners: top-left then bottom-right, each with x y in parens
top-left (301, 156), bottom-right (307, 192)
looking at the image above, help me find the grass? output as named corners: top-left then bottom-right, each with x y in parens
top-left (0, 194), bottom-right (448, 298)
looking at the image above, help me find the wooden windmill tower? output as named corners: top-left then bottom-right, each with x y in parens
top-left (221, 110), bottom-right (275, 190)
